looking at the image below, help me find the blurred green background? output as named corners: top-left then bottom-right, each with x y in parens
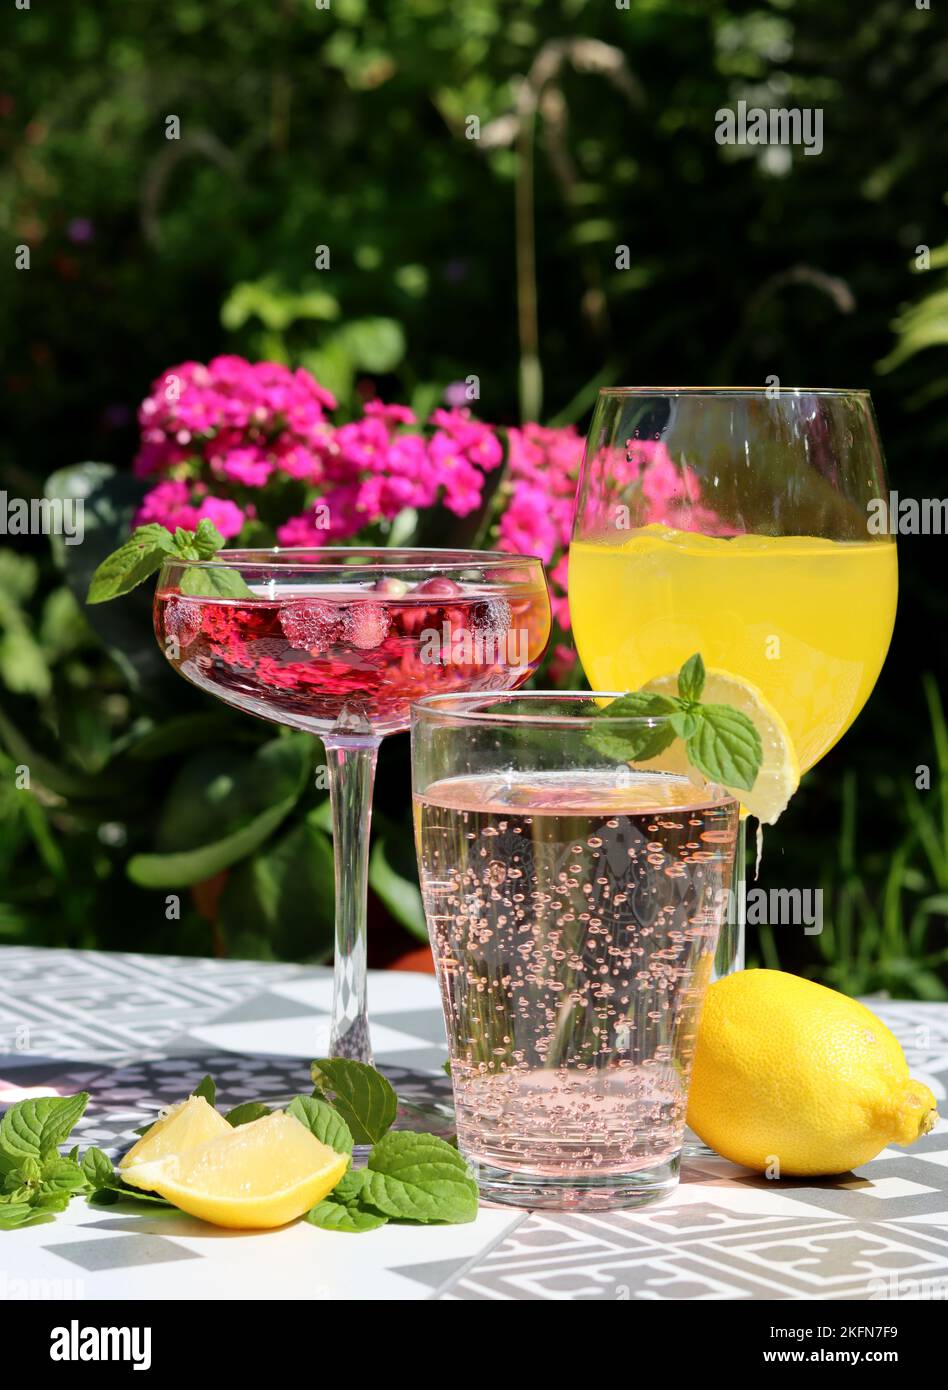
top-left (2, 0), bottom-right (947, 993)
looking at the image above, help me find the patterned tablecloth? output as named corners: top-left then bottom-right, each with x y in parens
top-left (1, 946), bottom-right (947, 1302)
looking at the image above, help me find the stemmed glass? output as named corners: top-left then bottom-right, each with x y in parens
top-left (152, 548), bottom-right (551, 1063)
top-left (569, 387), bottom-right (896, 972)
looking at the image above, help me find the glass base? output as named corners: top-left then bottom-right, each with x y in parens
top-left (681, 1136), bottom-right (716, 1159)
top-left (392, 1095), bottom-right (456, 1139)
top-left (466, 1152), bottom-right (681, 1212)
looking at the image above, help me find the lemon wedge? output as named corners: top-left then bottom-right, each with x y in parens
top-left (118, 1094), bottom-right (230, 1170)
top-left (121, 1110), bottom-right (349, 1229)
top-left (644, 667), bottom-right (800, 824)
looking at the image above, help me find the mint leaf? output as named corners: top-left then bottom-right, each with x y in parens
top-left (286, 1095), bottom-right (354, 1156)
top-left (87, 1182), bottom-right (173, 1209)
top-left (306, 1198), bottom-right (388, 1233)
top-left (0, 1202), bottom-right (41, 1229)
top-left (678, 652), bottom-right (706, 703)
top-left (669, 709), bottom-right (699, 740)
top-left (33, 1190), bottom-right (74, 1213)
top-left (686, 704), bottom-right (762, 792)
top-left (41, 1156), bottom-right (89, 1195)
top-left (173, 528), bottom-right (201, 560)
top-left (587, 690), bottom-right (678, 764)
top-left (305, 1169), bottom-right (388, 1233)
top-left (224, 1102), bottom-right (271, 1128)
top-left (362, 1132), bottom-right (478, 1225)
top-left (331, 1169), bottom-right (368, 1204)
top-left (178, 566), bottom-right (255, 599)
top-left (86, 525), bottom-right (177, 603)
top-left (191, 1075), bottom-right (216, 1106)
top-left (193, 519), bottom-right (226, 559)
top-left (0, 1092), bottom-right (89, 1163)
top-left (80, 1146), bottom-right (115, 1189)
top-left (7, 1156), bottom-right (41, 1189)
top-left (310, 1060), bottom-right (398, 1147)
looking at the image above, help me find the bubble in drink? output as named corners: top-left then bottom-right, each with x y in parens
top-left (414, 770), bottom-right (738, 1182)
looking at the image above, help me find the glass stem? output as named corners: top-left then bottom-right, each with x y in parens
top-left (323, 735), bottom-right (381, 1064)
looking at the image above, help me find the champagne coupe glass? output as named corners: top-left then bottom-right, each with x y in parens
top-left (153, 548), bottom-right (551, 1069)
top-left (568, 388), bottom-right (896, 974)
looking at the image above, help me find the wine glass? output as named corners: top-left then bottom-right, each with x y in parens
top-left (153, 548), bottom-right (551, 1067)
top-left (568, 387), bottom-right (896, 972)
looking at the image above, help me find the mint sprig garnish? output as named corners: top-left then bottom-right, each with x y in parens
top-left (86, 519), bottom-right (253, 603)
top-left (0, 1093), bottom-right (94, 1228)
top-left (303, 1060), bottom-right (476, 1231)
top-left (589, 652), bottom-right (763, 792)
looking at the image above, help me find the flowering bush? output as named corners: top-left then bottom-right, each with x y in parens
top-left (131, 356), bottom-right (718, 684)
top-left (133, 356), bottom-right (504, 545)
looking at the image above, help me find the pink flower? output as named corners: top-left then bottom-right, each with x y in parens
top-left (498, 483), bottom-right (559, 562)
top-left (276, 514), bottom-right (328, 547)
top-left (133, 480), bottom-right (200, 532)
top-left (210, 445), bottom-right (273, 488)
top-left (364, 400), bottom-right (416, 427)
top-left (195, 496), bottom-right (245, 538)
top-left (271, 432), bottom-right (329, 482)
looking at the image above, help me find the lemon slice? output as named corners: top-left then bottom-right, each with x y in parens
top-left (121, 1111), bottom-right (349, 1229)
top-left (118, 1094), bottom-right (230, 1170)
top-left (643, 668), bottom-right (800, 824)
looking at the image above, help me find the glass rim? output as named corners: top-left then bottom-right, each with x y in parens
top-left (597, 385), bottom-right (871, 398)
top-left (412, 690), bottom-right (670, 730)
top-left (156, 546), bottom-right (547, 575)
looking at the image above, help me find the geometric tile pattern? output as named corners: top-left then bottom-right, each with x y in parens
top-left (2, 947), bottom-right (948, 1301)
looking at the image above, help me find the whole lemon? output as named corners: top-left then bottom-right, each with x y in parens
top-left (687, 969), bottom-right (938, 1176)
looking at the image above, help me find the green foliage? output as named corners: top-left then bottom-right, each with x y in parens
top-left (753, 676), bottom-right (948, 999)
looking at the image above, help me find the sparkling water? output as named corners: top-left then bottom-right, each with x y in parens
top-left (414, 770), bottom-right (738, 1198)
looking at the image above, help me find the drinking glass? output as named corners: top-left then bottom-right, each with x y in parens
top-left (411, 692), bottom-right (739, 1210)
top-left (569, 387), bottom-right (896, 973)
top-left (153, 549), bottom-right (551, 1066)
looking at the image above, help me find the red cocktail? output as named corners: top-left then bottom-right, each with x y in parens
top-left (153, 549), bottom-right (551, 1063)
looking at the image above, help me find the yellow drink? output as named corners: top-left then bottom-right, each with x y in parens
top-left (569, 525), bottom-right (898, 772)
